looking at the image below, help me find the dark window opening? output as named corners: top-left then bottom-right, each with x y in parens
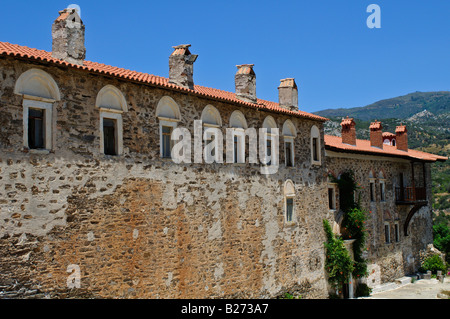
top-left (385, 224), bottom-right (390, 243)
top-left (285, 142), bottom-right (293, 167)
top-left (28, 108), bottom-right (45, 149)
top-left (103, 118), bottom-right (117, 155)
top-left (266, 139), bottom-right (272, 165)
top-left (286, 198), bottom-right (293, 222)
top-left (312, 137), bottom-right (319, 162)
top-left (370, 182), bottom-right (375, 202)
top-left (234, 135), bottom-right (238, 163)
top-left (328, 188), bottom-right (335, 210)
top-left (162, 126), bottom-right (173, 158)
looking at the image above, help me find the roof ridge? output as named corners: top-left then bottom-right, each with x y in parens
top-left (0, 41), bottom-right (328, 122)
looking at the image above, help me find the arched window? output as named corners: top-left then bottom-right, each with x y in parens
top-left (229, 110), bottom-right (247, 163)
top-left (96, 85), bottom-right (128, 156)
top-left (201, 105), bottom-right (222, 163)
top-left (310, 125), bottom-right (321, 165)
top-left (282, 120), bottom-right (296, 167)
top-left (156, 96), bottom-right (181, 159)
top-left (284, 180), bottom-right (296, 223)
top-left (262, 116), bottom-right (278, 166)
top-left (14, 68), bottom-right (61, 152)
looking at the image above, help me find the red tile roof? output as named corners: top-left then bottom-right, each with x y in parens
top-left (325, 135), bottom-right (447, 162)
top-left (396, 125), bottom-right (407, 133)
top-left (0, 41), bottom-right (327, 122)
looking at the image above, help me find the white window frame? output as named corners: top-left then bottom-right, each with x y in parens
top-left (284, 180), bottom-right (296, 224)
top-left (310, 125), bottom-right (321, 165)
top-left (100, 109), bottom-right (123, 156)
top-left (284, 136), bottom-right (294, 167)
top-left (380, 179), bottom-right (386, 202)
top-left (22, 97), bottom-right (54, 152)
top-left (158, 118), bottom-right (179, 159)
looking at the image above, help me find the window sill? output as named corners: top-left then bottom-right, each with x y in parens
top-left (28, 149), bottom-right (50, 155)
top-left (284, 221), bottom-right (297, 227)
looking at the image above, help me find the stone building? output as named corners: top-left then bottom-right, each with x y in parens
top-left (0, 8), bottom-right (446, 299)
top-left (325, 118), bottom-right (446, 290)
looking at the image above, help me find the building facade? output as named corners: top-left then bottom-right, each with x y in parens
top-left (0, 8), bottom-right (446, 299)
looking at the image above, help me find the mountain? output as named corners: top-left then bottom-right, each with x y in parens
top-left (315, 91), bottom-right (450, 121)
top-left (314, 91), bottom-right (450, 218)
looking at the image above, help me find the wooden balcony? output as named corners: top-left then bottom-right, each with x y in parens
top-left (395, 187), bottom-right (427, 204)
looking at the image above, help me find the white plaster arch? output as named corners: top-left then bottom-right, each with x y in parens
top-left (14, 68), bottom-right (61, 101)
top-left (284, 179), bottom-right (295, 196)
top-left (262, 115), bottom-right (277, 131)
top-left (156, 96), bottom-right (181, 120)
top-left (282, 119), bottom-right (297, 137)
top-left (96, 85), bottom-right (128, 112)
top-left (201, 104), bottom-right (222, 127)
top-left (229, 110), bottom-right (248, 129)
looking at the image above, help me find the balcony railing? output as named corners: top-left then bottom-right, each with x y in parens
top-left (395, 187), bottom-right (426, 203)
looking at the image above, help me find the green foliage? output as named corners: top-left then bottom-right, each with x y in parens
top-left (323, 219), bottom-right (354, 292)
top-left (355, 283), bottom-right (372, 298)
top-left (279, 292), bottom-right (302, 299)
top-left (419, 254), bottom-right (447, 274)
top-left (433, 222), bottom-right (450, 264)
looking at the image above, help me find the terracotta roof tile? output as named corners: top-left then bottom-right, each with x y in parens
top-left (325, 135), bottom-right (447, 162)
top-left (369, 120), bottom-right (382, 130)
top-left (382, 132), bottom-right (395, 138)
top-left (340, 117), bottom-right (355, 126)
top-left (396, 125), bottom-right (407, 133)
top-left (0, 41), bottom-right (327, 122)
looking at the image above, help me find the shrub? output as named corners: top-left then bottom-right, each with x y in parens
top-left (419, 254), bottom-right (447, 274)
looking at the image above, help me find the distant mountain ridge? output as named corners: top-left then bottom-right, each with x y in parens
top-left (314, 91), bottom-right (450, 121)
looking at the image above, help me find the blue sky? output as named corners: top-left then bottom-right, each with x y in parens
top-left (1, 0), bottom-right (449, 113)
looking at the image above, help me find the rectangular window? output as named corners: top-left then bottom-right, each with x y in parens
top-left (394, 223), bottom-right (400, 242)
top-left (312, 137), bottom-right (319, 162)
top-left (234, 135), bottom-right (238, 163)
top-left (370, 181), bottom-right (375, 202)
top-left (328, 187), bottom-right (336, 210)
top-left (286, 198), bottom-right (294, 222)
top-left (103, 118), bottom-right (117, 155)
top-left (285, 141), bottom-right (293, 167)
top-left (385, 224), bottom-right (391, 244)
top-left (380, 181), bottom-right (385, 201)
top-left (266, 139), bottom-right (272, 165)
top-left (28, 108), bottom-right (45, 149)
top-left (162, 125), bottom-right (173, 158)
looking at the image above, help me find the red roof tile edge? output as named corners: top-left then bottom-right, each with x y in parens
top-left (0, 41), bottom-right (328, 122)
top-left (324, 135), bottom-right (447, 163)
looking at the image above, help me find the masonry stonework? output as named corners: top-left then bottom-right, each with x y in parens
top-left (0, 56), bottom-right (331, 298)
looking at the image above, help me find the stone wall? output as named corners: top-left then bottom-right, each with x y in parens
top-left (326, 151), bottom-right (433, 287)
top-left (0, 56), bottom-right (331, 298)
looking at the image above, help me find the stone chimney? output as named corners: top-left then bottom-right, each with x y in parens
top-left (235, 64), bottom-right (257, 103)
top-left (52, 7), bottom-right (86, 65)
top-left (395, 124), bottom-right (408, 151)
top-left (369, 120), bottom-right (383, 149)
top-left (341, 117), bottom-right (356, 145)
top-left (278, 78), bottom-right (298, 111)
top-left (169, 44), bottom-right (198, 90)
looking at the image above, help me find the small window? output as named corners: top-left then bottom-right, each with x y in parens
top-left (385, 223), bottom-right (391, 244)
top-left (328, 187), bottom-right (336, 210)
top-left (312, 138), bottom-right (319, 162)
top-left (266, 139), bottom-right (272, 166)
top-left (233, 135), bottom-right (238, 163)
top-left (370, 181), bottom-right (375, 202)
top-left (103, 118), bottom-right (117, 155)
top-left (28, 108), bottom-right (45, 149)
top-left (380, 181), bottom-right (386, 201)
top-left (285, 141), bottom-right (293, 167)
top-left (286, 198), bottom-right (294, 222)
top-left (394, 223), bottom-right (400, 242)
top-left (162, 125), bottom-right (173, 158)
